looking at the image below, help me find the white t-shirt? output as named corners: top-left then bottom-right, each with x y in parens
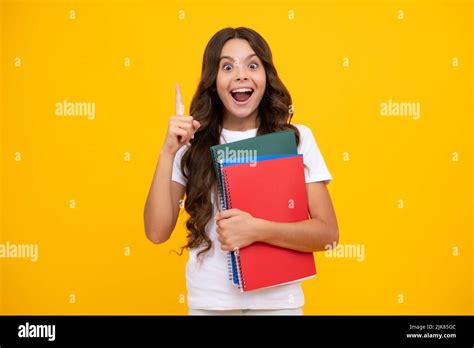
top-left (171, 123), bottom-right (332, 310)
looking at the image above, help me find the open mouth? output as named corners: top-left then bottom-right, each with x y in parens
top-left (230, 88), bottom-right (254, 103)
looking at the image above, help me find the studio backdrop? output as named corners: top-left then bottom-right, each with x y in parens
top-left (1, 0), bottom-right (472, 314)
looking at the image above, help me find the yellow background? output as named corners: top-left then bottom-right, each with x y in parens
top-left (1, 0), bottom-right (472, 314)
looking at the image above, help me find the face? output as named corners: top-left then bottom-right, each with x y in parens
top-left (216, 38), bottom-right (266, 121)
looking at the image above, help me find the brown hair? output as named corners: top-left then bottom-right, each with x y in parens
top-left (178, 27), bottom-right (300, 259)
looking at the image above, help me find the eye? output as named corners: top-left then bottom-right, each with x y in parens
top-left (222, 63), bottom-right (233, 71)
top-left (249, 63), bottom-right (258, 69)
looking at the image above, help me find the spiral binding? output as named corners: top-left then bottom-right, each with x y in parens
top-left (234, 249), bottom-right (246, 291)
top-left (221, 161), bottom-right (232, 209)
top-left (211, 149), bottom-right (228, 211)
top-left (212, 150), bottom-right (236, 284)
top-left (222, 165), bottom-right (246, 291)
top-left (220, 161), bottom-right (236, 285)
top-left (226, 253), bottom-right (233, 281)
top-left (218, 159), bottom-right (229, 210)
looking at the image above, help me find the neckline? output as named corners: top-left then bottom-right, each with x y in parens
top-left (221, 127), bottom-right (258, 134)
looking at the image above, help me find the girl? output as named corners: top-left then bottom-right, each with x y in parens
top-left (144, 27), bottom-right (339, 315)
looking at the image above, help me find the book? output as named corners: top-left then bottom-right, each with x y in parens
top-left (210, 130), bottom-right (299, 285)
top-left (221, 154), bottom-right (316, 292)
top-left (224, 154), bottom-right (301, 286)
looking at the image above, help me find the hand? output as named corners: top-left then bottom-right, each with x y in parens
top-left (162, 83), bottom-right (201, 155)
top-left (215, 209), bottom-right (261, 252)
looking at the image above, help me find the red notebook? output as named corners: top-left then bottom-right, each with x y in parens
top-left (222, 154), bottom-right (316, 292)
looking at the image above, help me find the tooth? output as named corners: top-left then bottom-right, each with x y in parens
top-left (231, 88), bottom-right (253, 93)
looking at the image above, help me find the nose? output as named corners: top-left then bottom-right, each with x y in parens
top-left (235, 66), bottom-right (248, 82)
top-left (236, 75), bottom-right (248, 81)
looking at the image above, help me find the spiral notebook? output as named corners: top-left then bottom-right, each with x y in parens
top-left (223, 154), bottom-right (301, 286)
top-left (210, 130), bottom-right (299, 285)
top-left (221, 154), bottom-right (316, 292)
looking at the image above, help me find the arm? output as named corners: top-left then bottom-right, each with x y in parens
top-left (144, 83), bottom-right (200, 244)
top-left (143, 152), bottom-right (186, 244)
top-left (215, 182), bottom-right (339, 252)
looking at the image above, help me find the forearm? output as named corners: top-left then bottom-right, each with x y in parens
top-left (144, 151), bottom-right (176, 242)
top-left (255, 218), bottom-right (339, 253)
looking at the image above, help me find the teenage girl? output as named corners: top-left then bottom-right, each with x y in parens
top-left (144, 27), bottom-right (338, 315)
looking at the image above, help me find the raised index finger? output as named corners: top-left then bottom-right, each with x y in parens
top-left (175, 83), bottom-right (184, 116)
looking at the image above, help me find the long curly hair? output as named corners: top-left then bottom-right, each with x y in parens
top-left (179, 27), bottom-right (300, 259)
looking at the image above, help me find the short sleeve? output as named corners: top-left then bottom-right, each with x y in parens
top-left (171, 144), bottom-right (190, 186)
top-left (295, 124), bottom-right (333, 184)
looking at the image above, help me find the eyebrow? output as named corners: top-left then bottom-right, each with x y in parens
top-left (219, 53), bottom-right (258, 62)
